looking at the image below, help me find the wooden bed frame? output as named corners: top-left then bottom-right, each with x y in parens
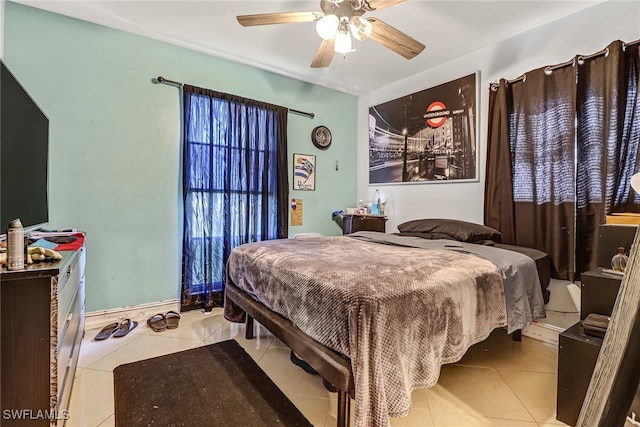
top-left (225, 280), bottom-right (355, 427)
top-left (226, 279), bottom-right (521, 427)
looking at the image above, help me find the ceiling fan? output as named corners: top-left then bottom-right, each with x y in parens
top-left (236, 0), bottom-right (425, 68)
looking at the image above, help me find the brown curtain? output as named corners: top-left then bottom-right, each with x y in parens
top-left (608, 41), bottom-right (640, 212)
top-left (486, 39), bottom-right (640, 280)
top-left (574, 40), bottom-right (640, 273)
top-left (509, 65), bottom-right (578, 280)
top-left (484, 79), bottom-right (516, 244)
top-left (485, 66), bottom-right (577, 280)
top-left (575, 41), bottom-right (624, 273)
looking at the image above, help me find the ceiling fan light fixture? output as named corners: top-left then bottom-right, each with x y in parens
top-left (349, 16), bottom-right (372, 41)
top-left (334, 27), bottom-right (352, 54)
top-left (316, 15), bottom-right (339, 40)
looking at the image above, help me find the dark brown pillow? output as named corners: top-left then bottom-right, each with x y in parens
top-left (396, 218), bottom-right (502, 243)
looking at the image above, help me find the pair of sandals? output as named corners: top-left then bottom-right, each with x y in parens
top-left (95, 318), bottom-right (138, 340)
top-left (147, 311), bottom-right (180, 332)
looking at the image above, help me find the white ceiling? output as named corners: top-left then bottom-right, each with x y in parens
top-left (15, 0), bottom-right (603, 95)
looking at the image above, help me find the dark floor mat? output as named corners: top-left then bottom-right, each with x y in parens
top-left (113, 339), bottom-right (312, 427)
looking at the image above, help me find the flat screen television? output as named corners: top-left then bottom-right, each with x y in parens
top-left (0, 60), bottom-right (49, 234)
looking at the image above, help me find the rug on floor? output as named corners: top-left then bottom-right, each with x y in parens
top-left (113, 339), bottom-right (312, 426)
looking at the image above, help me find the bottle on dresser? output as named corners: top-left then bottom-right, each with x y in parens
top-left (6, 218), bottom-right (25, 271)
top-left (371, 189), bottom-right (381, 215)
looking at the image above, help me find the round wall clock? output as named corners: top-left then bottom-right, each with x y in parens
top-left (311, 125), bottom-right (332, 150)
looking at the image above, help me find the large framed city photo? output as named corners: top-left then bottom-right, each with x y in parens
top-left (368, 72), bottom-right (478, 184)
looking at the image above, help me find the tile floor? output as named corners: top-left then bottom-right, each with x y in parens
top-left (68, 309), bottom-right (569, 427)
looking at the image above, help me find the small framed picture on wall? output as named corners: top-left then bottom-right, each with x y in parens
top-left (293, 153), bottom-right (316, 191)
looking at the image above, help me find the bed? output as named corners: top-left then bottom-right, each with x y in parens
top-left (223, 221), bottom-right (547, 427)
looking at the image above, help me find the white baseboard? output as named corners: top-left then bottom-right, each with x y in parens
top-left (85, 300), bottom-right (566, 347)
top-left (85, 299), bottom-right (180, 331)
top-left (522, 321), bottom-right (565, 346)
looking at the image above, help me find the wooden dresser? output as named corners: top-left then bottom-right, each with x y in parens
top-left (341, 214), bottom-right (387, 234)
top-left (1, 241), bottom-right (86, 426)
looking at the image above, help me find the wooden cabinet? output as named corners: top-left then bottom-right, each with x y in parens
top-left (580, 268), bottom-right (622, 320)
top-left (341, 214), bottom-right (387, 235)
top-left (557, 322), bottom-right (603, 426)
top-left (557, 321), bottom-right (640, 426)
top-left (1, 241), bottom-right (86, 426)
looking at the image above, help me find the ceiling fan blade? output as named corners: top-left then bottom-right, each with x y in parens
top-left (237, 11), bottom-right (322, 27)
top-left (367, 17), bottom-right (425, 59)
top-left (311, 38), bottom-right (336, 68)
top-left (363, 0), bottom-right (407, 12)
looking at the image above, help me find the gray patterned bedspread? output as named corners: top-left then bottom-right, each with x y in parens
top-left (225, 233), bottom-right (544, 427)
top-left (352, 232), bottom-right (547, 334)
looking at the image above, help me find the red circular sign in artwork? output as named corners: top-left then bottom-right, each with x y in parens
top-left (425, 101), bottom-right (447, 128)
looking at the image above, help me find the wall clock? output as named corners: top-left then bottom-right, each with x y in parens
top-left (311, 125), bottom-right (332, 150)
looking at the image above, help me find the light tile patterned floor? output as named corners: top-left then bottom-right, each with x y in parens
top-left (67, 309), bottom-right (570, 427)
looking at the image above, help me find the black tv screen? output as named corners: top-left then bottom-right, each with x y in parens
top-left (1, 60), bottom-right (49, 232)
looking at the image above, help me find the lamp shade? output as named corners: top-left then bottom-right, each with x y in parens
top-left (631, 172), bottom-right (640, 194)
top-left (334, 29), bottom-right (352, 54)
top-left (349, 16), bottom-right (372, 41)
top-left (316, 15), bottom-right (339, 40)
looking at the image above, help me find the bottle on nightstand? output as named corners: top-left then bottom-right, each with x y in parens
top-left (611, 246), bottom-right (629, 272)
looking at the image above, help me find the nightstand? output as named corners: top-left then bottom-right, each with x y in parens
top-left (341, 214), bottom-right (387, 234)
top-left (557, 322), bottom-right (603, 426)
top-left (558, 321), bottom-right (640, 426)
top-left (580, 268), bottom-right (623, 320)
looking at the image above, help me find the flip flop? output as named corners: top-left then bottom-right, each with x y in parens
top-left (147, 313), bottom-right (167, 332)
top-left (113, 318), bottom-right (138, 338)
top-left (290, 351), bottom-right (318, 375)
top-left (322, 378), bottom-right (339, 393)
top-left (95, 322), bottom-right (120, 340)
top-left (165, 311), bottom-right (180, 329)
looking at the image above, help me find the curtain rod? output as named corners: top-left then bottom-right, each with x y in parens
top-left (153, 76), bottom-right (315, 119)
top-left (490, 37), bottom-right (640, 92)
top-left (624, 38), bottom-right (640, 48)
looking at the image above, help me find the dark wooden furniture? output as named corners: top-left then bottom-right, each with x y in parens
top-left (596, 224), bottom-right (637, 270)
top-left (557, 322), bottom-right (603, 426)
top-left (580, 268), bottom-right (622, 320)
top-left (341, 214), bottom-right (387, 234)
top-left (1, 242), bottom-right (86, 426)
top-left (225, 280), bottom-right (354, 427)
top-left (558, 319), bottom-right (640, 426)
top-left (557, 226), bottom-right (637, 425)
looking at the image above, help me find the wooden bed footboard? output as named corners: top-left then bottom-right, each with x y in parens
top-left (225, 279), bottom-right (522, 427)
top-left (225, 280), bottom-right (354, 427)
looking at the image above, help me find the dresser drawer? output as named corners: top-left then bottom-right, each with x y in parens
top-left (58, 253), bottom-right (81, 330)
top-left (56, 292), bottom-right (83, 418)
top-left (342, 215), bottom-right (387, 234)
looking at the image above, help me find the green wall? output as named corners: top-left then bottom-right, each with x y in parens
top-left (4, 2), bottom-right (357, 311)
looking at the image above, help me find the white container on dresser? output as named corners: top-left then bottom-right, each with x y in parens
top-left (1, 238), bottom-right (86, 426)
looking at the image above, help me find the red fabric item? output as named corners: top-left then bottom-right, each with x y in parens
top-left (55, 233), bottom-right (85, 251)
